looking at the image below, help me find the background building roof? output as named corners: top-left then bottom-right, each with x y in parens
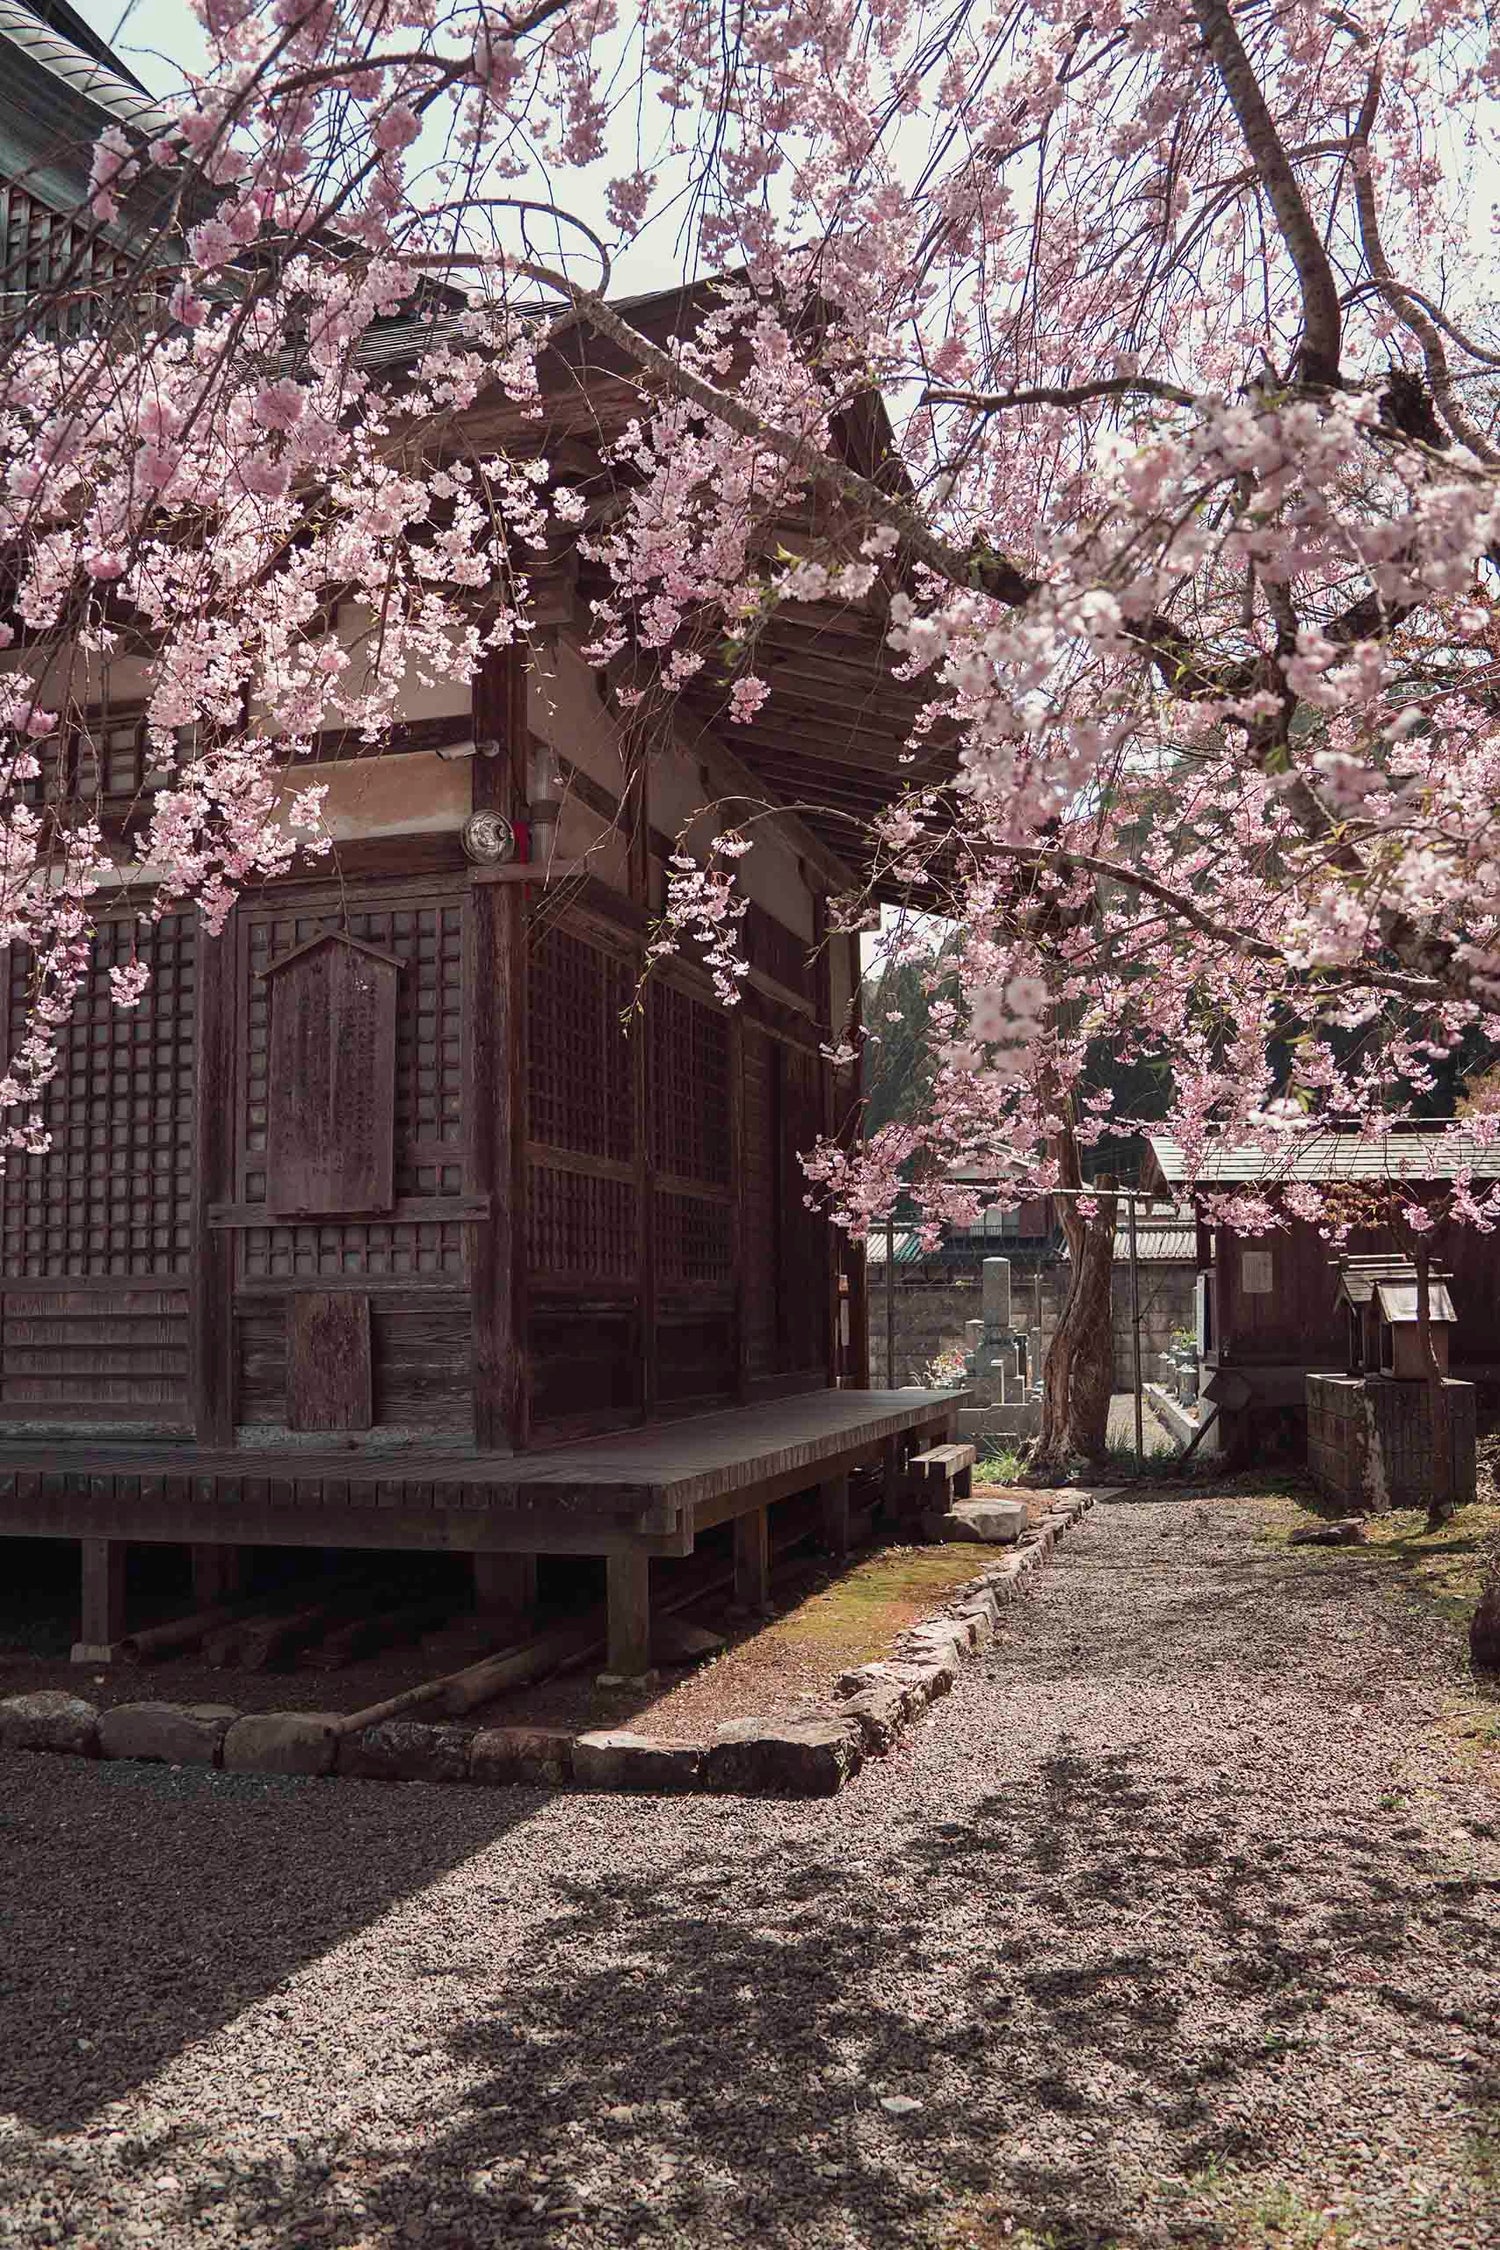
top-left (1144, 1129), bottom-right (1500, 1190)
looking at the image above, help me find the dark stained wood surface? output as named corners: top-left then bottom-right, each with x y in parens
top-left (286, 1292), bottom-right (372, 1431)
top-left (0, 1387), bottom-right (959, 1512)
top-left (191, 921), bottom-right (236, 1443)
top-left (264, 932), bottom-right (400, 1217)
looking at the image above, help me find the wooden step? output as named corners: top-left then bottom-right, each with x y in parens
top-left (909, 1441), bottom-right (976, 1502)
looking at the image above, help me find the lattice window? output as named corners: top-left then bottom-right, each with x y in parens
top-left (741, 1027), bottom-right (778, 1375)
top-left (244, 899), bottom-right (464, 1205)
top-left (527, 1163), bottom-right (637, 1280)
top-left (0, 186), bottom-right (127, 336)
top-left (655, 1190), bottom-right (732, 1285)
top-left (0, 915), bottom-right (196, 1278)
top-left (241, 1221), bottom-right (468, 1280)
top-left (16, 706), bottom-right (177, 810)
top-left (528, 926), bottom-right (635, 1162)
top-left (650, 982), bottom-right (730, 1184)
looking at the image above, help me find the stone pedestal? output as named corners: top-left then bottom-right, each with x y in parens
top-left (1306, 1372), bottom-right (1476, 1511)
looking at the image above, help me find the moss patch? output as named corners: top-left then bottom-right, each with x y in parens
top-left (639, 1543), bottom-right (994, 1738)
top-left (1260, 1489), bottom-right (1500, 1630)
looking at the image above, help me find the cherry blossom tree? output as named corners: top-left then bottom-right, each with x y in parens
top-left (7, 0), bottom-right (1500, 1464)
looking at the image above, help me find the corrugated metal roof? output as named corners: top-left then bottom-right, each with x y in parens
top-left (1146, 1129), bottom-right (1500, 1185)
top-left (864, 1228), bottom-right (926, 1267)
top-left (1114, 1224), bottom-right (1196, 1264)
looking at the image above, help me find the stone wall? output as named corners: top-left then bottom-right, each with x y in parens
top-left (872, 1259), bottom-right (1197, 1390)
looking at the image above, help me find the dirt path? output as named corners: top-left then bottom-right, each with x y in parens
top-left (2, 1493), bottom-right (1499, 2250)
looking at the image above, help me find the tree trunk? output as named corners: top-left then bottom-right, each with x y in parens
top-left (1032, 1138), bottom-right (1119, 1476)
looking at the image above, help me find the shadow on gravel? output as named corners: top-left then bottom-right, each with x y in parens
top-left (94, 1738), bottom-right (1500, 2250)
top-left (0, 1758), bottom-right (539, 2133)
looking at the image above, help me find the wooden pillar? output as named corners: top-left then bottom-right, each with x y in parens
top-left (605, 1550), bottom-right (653, 1680)
top-left (470, 649), bottom-right (529, 1452)
top-left (73, 1538), bottom-right (126, 1661)
top-left (881, 1436), bottom-right (904, 1519)
top-left (473, 1551), bottom-right (538, 1621)
top-left (847, 1240), bottom-right (870, 1389)
top-left (733, 1504), bottom-right (771, 1613)
top-left (192, 1544), bottom-right (245, 1605)
top-left (190, 921), bottom-right (235, 1444)
top-left (819, 1471), bottom-right (851, 1557)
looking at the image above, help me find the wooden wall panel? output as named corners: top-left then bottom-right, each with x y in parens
top-left (0, 1289), bottom-right (189, 1423)
top-left (238, 1292), bottom-right (471, 1431)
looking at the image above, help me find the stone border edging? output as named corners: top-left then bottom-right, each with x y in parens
top-left (0, 1495), bottom-right (1097, 1800)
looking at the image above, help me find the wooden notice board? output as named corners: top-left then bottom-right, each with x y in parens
top-left (286, 1292), bottom-right (373, 1430)
top-left (261, 930), bottom-right (400, 1216)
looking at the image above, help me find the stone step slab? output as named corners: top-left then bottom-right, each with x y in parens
top-left (704, 1716), bottom-right (863, 1797)
top-left (337, 1720), bottom-right (474, 1784)
top-left (921, 1497), bottom-right (1029, 1545)
top-left (573, 1732), bottom-right (703, 1791)
top-left (97, 1701), bottom-right (237, 1768)
top-left (469, 1726), bottom-right (574, 1785)
top-left (221, 1711), bottom-right (341, 1777)
top-left (0, 1690), bottom-right (98, 1757)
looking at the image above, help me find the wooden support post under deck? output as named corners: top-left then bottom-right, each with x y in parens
top-left (604, 1550), bottom-right (653, 1681)
top-left (192, 1544), bottom-right (245, 1606)
top-left (819, 1471), bottom-right (851, 1556)
top-left (733, 1504), bottom-right (771, 1613)
top-left (881, 1435), bottom-right (904, 1520)
top-left (73, 1537), bottom-right (126, 1661)
top-left (473, 1551), bottom-right (538, 1621)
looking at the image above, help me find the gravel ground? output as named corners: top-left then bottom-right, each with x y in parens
top-left (3, 1491), bottom-right (1500, 2250)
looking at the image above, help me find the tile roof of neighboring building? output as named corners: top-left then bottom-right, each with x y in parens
top-left (1144, 1129), bottom-right (1500, 1188)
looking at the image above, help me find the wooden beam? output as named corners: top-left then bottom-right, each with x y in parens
top-left (730, 1011), bottom-right (750, 1404)
top-left (605, 1549), bottom-right (653, 1679)
top-left (664, 709), bottom-right (858, 897)
top-left (470, 649), bottom-right (529, 1450)
top-left (74, 1537), bottom-right (126, 1660)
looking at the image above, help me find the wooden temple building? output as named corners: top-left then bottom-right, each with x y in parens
top-left (0, 0), bottom-right (961, 1673)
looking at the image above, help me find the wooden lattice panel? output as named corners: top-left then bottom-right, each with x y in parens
top-left (655, 1189), bottom-right (733, 1286)
top-left (527, 1162), bottom-right (637, 1281)
top-left (0, 186), bottom-right (137, 340)
top-left (0, 1288), bottom-right (188, 1421)
top-left (741, 1027), bottom-right (778, 1377)
top-left (650, 982), bottom-right (730, 1184)
top-left (528, 926), bottom-right (635, 1162)
top-left (0, 914), bottom-right (196, 1278)
top-left (241, 1220), bottom-right (468, 1281)
top-left (241, 897), bottom-right (464, 1277)
top-left (778, 1041), bottom-right (829, 1373)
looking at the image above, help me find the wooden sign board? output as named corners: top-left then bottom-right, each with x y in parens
top-left (286, 1292), bottom-right (372, 1430)
top-left (262, 931), bottom-right (400, 1217)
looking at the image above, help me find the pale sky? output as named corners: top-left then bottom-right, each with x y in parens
top-left (73, 0), bottom-right (701, 300)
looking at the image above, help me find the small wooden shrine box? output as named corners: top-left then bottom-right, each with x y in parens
top-left (1336, 1256), bottom-right (1456, 1380)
